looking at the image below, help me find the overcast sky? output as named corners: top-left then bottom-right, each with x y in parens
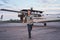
top-left (0, 0), bottom-right (60, 10)
top-left (0, 0), bottom-right (60, 20)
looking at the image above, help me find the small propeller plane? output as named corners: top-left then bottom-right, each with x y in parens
top-left (0, 8), bottom-right (60, 26)
top-left (0, 8), bottom-right (43, 21)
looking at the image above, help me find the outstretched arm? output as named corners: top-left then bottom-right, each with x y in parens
top-left (23, 17), bottom-right (27, 23)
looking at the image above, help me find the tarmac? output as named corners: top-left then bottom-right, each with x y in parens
top-left (0, 22), bottom-right (60, 40)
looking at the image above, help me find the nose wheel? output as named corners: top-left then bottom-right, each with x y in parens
top-left (44, 23), bottom-right (46, 26)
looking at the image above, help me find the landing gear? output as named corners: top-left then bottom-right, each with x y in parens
top-left (44, 23), bottom-right (46, 26)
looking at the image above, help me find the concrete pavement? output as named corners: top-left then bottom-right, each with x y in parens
top-left (0, 22), bottom-right (60, 40)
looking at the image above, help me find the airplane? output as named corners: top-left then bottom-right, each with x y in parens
top-left (0, 8), bottom-right (43, 18)
top-left (0, 8), bottom-right (43, 22)
top-left (0, 8), bottom-right (60, 26)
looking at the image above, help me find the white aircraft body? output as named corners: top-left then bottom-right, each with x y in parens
top-left (33, 16), bottom-right (60, 23)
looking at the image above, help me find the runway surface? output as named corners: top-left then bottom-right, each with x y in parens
top-left (0, 22), bottom-right (60, 40)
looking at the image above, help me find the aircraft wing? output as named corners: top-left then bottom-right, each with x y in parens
top-left (21, 9), bottom-right (43, 13)
top-left (0, 9), bottom-right (20, 13)
top-left (33, 17), bottom-right (60, 23)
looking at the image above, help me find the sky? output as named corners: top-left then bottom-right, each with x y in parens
top-left (0, 0), bottom-right (60, 20)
